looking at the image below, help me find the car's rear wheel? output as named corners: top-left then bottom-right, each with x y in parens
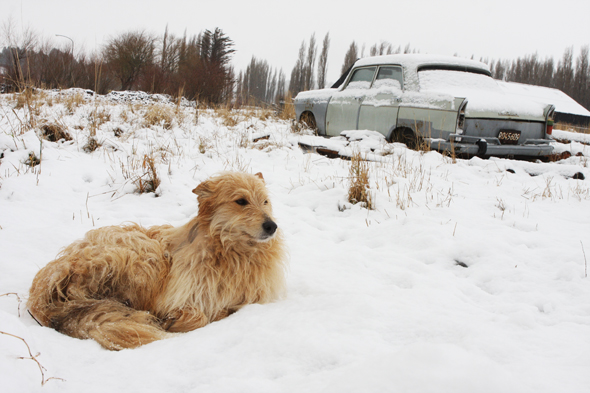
top-left (389, 127), bottom-right (423, 150)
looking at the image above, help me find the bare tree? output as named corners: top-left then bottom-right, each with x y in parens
top-left (341, 41), bottom-right (358, 75)
top-left (2, 18), bottom-right (39, 89)
top-left (574, 45), bottom-right (589, 107)
top-left (288, 40), bottom-right (306, 96)
top-left (303, 33), bottom-right (317, 91)
top-left (103, 30), bottom-right (155, 90)
top-left (555, 46), bottom-right (574, 95)
top-left (317, 32), bottom-right (330, 89)
top-left (275, 70), bottom-right (286, 105)
top-left (538, 57), bottom-right (555, 87)
top-left (369, 41), bottom-right (392, 57)
top-left (241, 56), bottom-right (270, 103)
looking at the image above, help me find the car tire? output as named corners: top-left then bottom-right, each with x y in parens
top-left (390, 127), bottom-right (423, 150)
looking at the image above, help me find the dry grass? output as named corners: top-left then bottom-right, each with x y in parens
top-left (216, 106), bottom-right (240, 127)
top-left (61, 92), bottom-right (85, 114)
top-left (348, 152), bottom-right (373, 209)
top-left (25, 151), bottom-right (40, 167)
top-left (11, 88), bottom-right (42, 133)
top-left (40, 121), bottom-right (72, 142)
top-left (83, 137), bottom-right (101, 153)
top-left (117, 153), bottom-right (161, 195)
top-left (88, 105), bottom-right (111, 139)
top-left (14, 88), bottom-right (35, 110)
top-left (143, 104), bottom-right (174, 129)
top-left (278, 93), bottom-right (295, 120)
top-left (554, 122), bottom-right (590, 134)
top-left (134, 154), bottom-right (161, 194)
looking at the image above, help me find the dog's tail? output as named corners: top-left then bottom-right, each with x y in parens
top-left (30, 297), bottom-right (167, 350)
top-left (28, 262), bottom-right (167, 350)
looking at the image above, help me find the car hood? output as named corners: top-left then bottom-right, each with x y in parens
top-left (295, 88), bottom-right (337, 102)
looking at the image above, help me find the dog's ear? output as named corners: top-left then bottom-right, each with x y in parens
top-left (254, 172), bottom-right (265, 182)
top-left (192, 180), bottom-right (213, 198)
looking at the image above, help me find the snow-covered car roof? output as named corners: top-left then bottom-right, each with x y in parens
top-left (354, 54), bottom-right (491, 75)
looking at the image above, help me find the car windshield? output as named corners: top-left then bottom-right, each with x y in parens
top-left (346, 67), bottom-right (376, 89)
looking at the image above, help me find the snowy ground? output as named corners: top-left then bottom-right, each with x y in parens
top-left (1, 90), bottom-right (590, 392)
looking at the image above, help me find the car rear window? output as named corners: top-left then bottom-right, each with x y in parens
top-left (419, 69), bottom-right (499, 93)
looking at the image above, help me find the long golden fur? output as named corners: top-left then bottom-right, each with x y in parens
top-left (28, 172), bottom-right (286, 350)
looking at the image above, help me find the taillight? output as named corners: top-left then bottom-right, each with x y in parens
top-left (546, 120), bottom-right (554, 136)
top-left (457, 100), bottom-right (467, 133)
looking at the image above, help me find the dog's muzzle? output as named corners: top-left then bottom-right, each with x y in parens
top-left (261, 220), bottom-right (277, 238)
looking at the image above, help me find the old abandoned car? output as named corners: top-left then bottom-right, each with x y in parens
top-left (294, 54), bottom-right (556, 158)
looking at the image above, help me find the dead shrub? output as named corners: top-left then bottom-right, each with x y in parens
top-left (113, 127), bottom-right (124, 137)
top-left (348, 152), bottom-right (373, 209)
top-left (83, 137), bottom-right (101, 153)
top-left (143, 104), bottom-right (174, 129)
top-left (40, 123), bottom-right (72, 142)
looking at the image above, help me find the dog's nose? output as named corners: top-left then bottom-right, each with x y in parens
top-left (262, 220), bottom-right (277, 236)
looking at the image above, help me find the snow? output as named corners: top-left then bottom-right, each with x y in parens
top-left (419, 70), bottom-right (548, 119)
top-left (498, 81), bottom-right (590, 117)
top-left (354, 54), bottom-right (491, 74)
top-left (295, 87), bottom-right (337, 101)
top-left (1, 90), bottom-right (590, 392)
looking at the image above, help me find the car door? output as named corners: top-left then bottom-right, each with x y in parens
top-left (357, 66), bottom-right (403, 135)
top-left (325, 67), bottom-right (376, 136)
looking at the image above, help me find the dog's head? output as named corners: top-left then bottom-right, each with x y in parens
top-left (192, 172), bottom-right (278, 244)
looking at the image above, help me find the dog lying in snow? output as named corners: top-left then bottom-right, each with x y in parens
top-left (28, 172), bottom-right (286, 350)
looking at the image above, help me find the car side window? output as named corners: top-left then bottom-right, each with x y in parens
top-left (345, 67), bottom-right (376, 89)
top-left (373, 66), bottom-right (403, 90)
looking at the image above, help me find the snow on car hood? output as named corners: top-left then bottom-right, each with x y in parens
top-left (419, 70), bottom-right (549, 121)
top-left (295, 88), bottom-right (337, 102)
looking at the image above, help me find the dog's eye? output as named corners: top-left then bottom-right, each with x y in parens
top-left (235, 198), bottom-right (249, 206)
top-left (264, 200), bottom-right (268, 205)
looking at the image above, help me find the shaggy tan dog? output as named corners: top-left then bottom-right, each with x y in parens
top-left (28, 172), bottom-right (286, 350)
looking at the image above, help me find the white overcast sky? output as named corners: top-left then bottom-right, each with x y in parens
top-left (3, 0), bottom-right (590, 84)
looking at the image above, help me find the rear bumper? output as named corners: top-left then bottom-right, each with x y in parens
top-left (429, 135), bottom-right (554, 157)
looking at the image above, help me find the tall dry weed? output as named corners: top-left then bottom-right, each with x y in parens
top-left (348, 152), bottom-right (373, 209)
top-left (278, 93), bottom-right (295, 120)
top-left (135, 154), bottom-right (161, 194)
top-left (143, 104), bottom-right (174, 129)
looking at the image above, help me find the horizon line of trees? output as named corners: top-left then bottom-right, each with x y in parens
top-left (0, 21), bottom-right (236, 105)
top-left (1, 20), bottom-right (589, 111)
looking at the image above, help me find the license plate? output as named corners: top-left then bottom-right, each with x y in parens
top-left (498, 130), bottom-right (521, 145)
